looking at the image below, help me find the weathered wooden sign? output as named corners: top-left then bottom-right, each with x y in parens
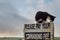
top-left (24, 22), bottom-right (54, 40)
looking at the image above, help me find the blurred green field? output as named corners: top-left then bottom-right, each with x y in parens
top-left (0, 37), bottom-right (59, 40)
top-left (54, 37), bottom-right (59, 40)
top-left (0, 37), bottom-right (21, 40)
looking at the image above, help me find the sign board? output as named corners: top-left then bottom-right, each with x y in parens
top-left (25, 32), bottom-right (50, 40)
top-left (24, 22), bottom-right (54, 40)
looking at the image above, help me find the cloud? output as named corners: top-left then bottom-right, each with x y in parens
top-left (44, 0), bottom-right (53, 4)
top-left (43, 0), bottom-right (60, 37)
top-left (0, 0), bottom-right (60, 37)
top-left (0, 0), bottom-right (32, 37)
top-left (54, 24), bottom-right (60, 37)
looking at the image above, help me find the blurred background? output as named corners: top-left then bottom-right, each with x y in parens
top-left (0, 0), bottom-right (59, 39)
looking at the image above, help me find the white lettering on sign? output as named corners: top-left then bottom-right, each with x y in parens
top-left (25, 32), bottom-right (50, 40)
top-left (26, 34), bottom-right (42, 39)
top-left (43, 33), bottom-right (50, 39)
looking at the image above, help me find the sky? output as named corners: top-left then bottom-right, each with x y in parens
top-left (0, 0), bottom-right (60, 37)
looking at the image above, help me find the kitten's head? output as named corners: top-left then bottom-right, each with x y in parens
top-left (35, 11), bottom-right (56, 23)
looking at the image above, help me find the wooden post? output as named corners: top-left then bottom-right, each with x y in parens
top-left (50, 22), bottom-right (54, 40)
